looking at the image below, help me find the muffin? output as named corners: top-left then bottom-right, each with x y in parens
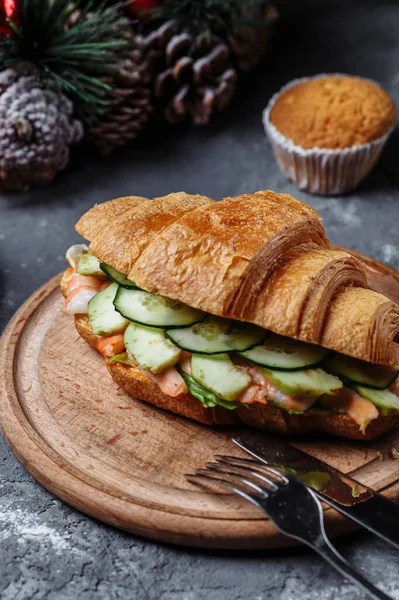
top-left (263, 74), bottom-right (397, 195)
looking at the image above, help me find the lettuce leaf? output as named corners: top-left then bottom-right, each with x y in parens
top-left (306, 406), bottom-right (336, 414)
top-left (177, 367), bottom-right (239, 410)
top-left (107, 352), bottom-right (133, 366)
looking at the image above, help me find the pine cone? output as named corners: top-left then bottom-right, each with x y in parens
top-left (85, 33), bottom-right (152, 155)
top-left (229, 4), bottom-right (278, 72)
top-left (138, 21), bottom-right (237, 126)
top-left (0, 68), bottom-right (83, 192)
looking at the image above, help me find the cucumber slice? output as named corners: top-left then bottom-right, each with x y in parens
top-left (239, 334), bottom-right (330, 371)
top-left (354, 385), bottom-right (399, 414)
top-left (167, 316), bottom-right (267, 354)
top-left (191, 353), bottom-right (251, 401)
top-left (88, 282), bottom-right (129, 335)
top-left (77, 252), bottom-right (107, 278)
top-left (114, 287), bottom-right (205, 328)
top-left (324, 353), bottom-right (399, 389)
top-left (260, 367), bottom-right (343, 398)
top-left (124, 322), bottom-right (180, 374)
top-left (100, 263), bottom-right (137, 288)
top-left (177, 367), bottom-right (239, 410)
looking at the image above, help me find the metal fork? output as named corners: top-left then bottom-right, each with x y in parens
top-left (187, 455), bottom-right (392, 600)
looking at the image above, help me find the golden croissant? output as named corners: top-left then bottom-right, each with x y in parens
top-left (61, 191), bottom-right (399, 440)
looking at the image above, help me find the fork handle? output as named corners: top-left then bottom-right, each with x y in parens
top-left (307, 537), bottom-right (391, 600)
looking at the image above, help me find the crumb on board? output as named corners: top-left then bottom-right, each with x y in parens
top-left (390, 447), bottom-right (399, 459)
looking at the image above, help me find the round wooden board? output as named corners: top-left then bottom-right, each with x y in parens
top-left (2, 247), bottom-right (399, 549)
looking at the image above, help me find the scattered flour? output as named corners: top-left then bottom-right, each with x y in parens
top-left (279, 578), bottom-right (399, 600)
top-left (0, 290), bottom-right (16, 308)
top-left (380, 244), bottom-right (399, 264)
top-left (0, 507), bottom-right (72, 553)
top-left (311, 198), bottom-right (362, 228)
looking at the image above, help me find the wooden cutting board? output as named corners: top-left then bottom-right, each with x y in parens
top-left (1, 247), bottom-right (399, 550)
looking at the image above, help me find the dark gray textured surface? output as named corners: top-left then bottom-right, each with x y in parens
top-left (2, 0), bottom-right (399, 598)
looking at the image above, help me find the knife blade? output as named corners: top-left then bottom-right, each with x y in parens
top-left (233, 431), bottom-right (399, 550)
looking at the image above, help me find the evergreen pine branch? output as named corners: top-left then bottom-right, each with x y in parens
top-left (153, 0), bottom-right (269, 40)
top-left (0, 0), bottom-right (131, 122)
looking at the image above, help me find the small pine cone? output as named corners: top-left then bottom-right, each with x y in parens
top-left (85, 35), bottom-right (153, 155)
top-left (0, 68), bottom-right (83, 192)
top-left (138, 21), bottom-right (237, 126)
top-left (229, 4), bottom-right (278, 71)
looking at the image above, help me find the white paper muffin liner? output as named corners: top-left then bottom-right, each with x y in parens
top-left (262, 74), bottom-right (395, 195)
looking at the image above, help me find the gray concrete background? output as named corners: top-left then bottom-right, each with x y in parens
top-left (1, 0), bottom-right (399, 598)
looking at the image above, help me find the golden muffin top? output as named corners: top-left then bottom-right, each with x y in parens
top-left (269, 75), bottom-right (396, 150)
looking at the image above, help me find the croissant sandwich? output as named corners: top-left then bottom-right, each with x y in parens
top-left (61, 191), bottom-right (399, 440)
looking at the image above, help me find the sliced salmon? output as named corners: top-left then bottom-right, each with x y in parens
top-left (179, 352), bottom-right (192, 376)
top-left (320, 388), bottom-right (379, 433)
top-left (154, 366), bottom-right (188, 397)
top-left (68, 273), bottom-right (103, 292)
top-left (63, 285), bottom-right (99, 314)
top-left (246, 365), bottom-right (315, 411)
top-left (97, 334), bottom-right (125, 358)
top-left (238, 385), bottom-right (268, 405)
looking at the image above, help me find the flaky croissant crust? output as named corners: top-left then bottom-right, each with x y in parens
top-left (76, 191), bottom-right (399, 365)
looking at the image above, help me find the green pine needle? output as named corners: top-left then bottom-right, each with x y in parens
top-left (154, 0), bottom-right (268, 39)
top-left (0, 0), bottom-right (131, 122)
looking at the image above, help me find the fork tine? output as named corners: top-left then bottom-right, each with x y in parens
top-left (204, 461), bottom-right (279, 492)
top-left (195, 466), bottom-right (269, 498)
top-left (185, 472), bottom-right (263, 509)
top-left (188, 457), bottom-right (393, 600)
top-left (215, 455), bottom-right (290, 485)
top-left (215, 454), bottom-right (262, 465)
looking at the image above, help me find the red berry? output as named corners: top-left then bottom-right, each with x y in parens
top-left (125, 0), bottom-right (161, 19)
top-left (0, 0), bottom-right (19, 35)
